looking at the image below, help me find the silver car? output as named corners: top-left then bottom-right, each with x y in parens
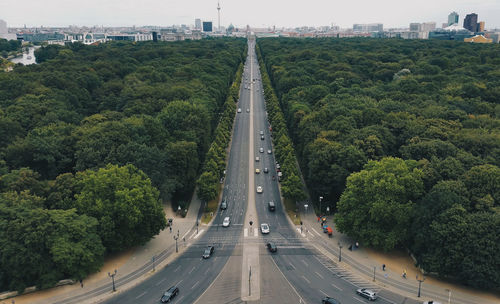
top-left (356, 288), bottom-right (377, 301)
top-left (260, 223), bottom-right (270, 234)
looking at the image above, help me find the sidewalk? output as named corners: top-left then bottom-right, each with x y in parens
top-left (6, 196), bottom-right (203, 304)
top-left (297, 204), bottom-right (500, 304)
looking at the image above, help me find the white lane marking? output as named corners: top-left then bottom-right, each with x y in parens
top-left (301, 259), bottom-right (309, 267)
top-left (204, 267), bottom-right (210, 274)
top-left (177, 279), bottom-right (183, 285)
top-left (193, 229), bottom-right (204, 239)
top-left (135, 291), bottom-right (146, 299)
top-left (319, 289), bottom-right (328, 296)
top-left (310, 227), bottom-right (322, 237)
top-left (331, 282), bottom-right (343, 291)
top-left (191, 280), bottom-right (200, 289)
top-left (315, 271), bottom-right (324, 279)
top-left (244, 228), bottom-right (248, 237)
top-left (254, 229), bottom-right (258, 237)
top-left (188, 266), bottom-right (196, 274)
top-left (353, 296), bottom-right (366, 303)
top-left (190, 231), bottom-right (197, 239)
top-left (177, 295), bottom-right (184, 302)
top-left (155, 277), bottom-right (167, 286)
top-left (214, 257), bottom-right (218, 262)
top-left (173, 265), bottom-right (181, 272)
top-left (181, 229), bottom-right (192, 240)
top-left (301, 275), bottom-right (311, 284)
top-left (289, 263), bottom-right (295, 270)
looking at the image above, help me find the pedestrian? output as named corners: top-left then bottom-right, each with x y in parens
top-left (348, 244), bottom-right (352, 251)
top-left (80, 279), bottom-right (83, 288)
top-left (355, 241), bottom-right (359, 248)
top-left (169, 226), bottom-right (172, 233)
top-left (402, 269), bottom-right (407, 279)
top-left (382, 264), bottom-right (386, 271)
top-left (317, 216), bottom-right (320, 222)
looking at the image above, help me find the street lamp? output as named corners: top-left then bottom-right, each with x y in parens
top-left (319, 196), bottom-right (323, 215)
top-left (416, 274), bottom-right (426, 297)
top-left (338, 242), bottom-right (343, 262)
top-left (152, 255), bottom-right (156, 272)
top-left (373, 266), bottom-right (376, 282)
top-left (304, 204), bottom-right (308, 214)
top-left (174, 235), bottom-right (178, 253)
top-left (108, 269), bottom-right (117, 292)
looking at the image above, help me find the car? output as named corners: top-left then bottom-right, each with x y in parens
top-left (255, 168), bottom-right (260, 174)
top-left (220, 199), bottom-right (227, 210)
top-left (260, 223), bottom-right (270, 234)
top-left (423, 302), bottom-right (442, 304)
top-left (246, 108), bottom-right (250, 112)
top-left (266, 242), bottom-right (277, 252)
top-left (222, 216), bottom-right (230, 227)
top-left (237, 108), bottom-right (242, 113)
top-left (260, 135), bottom-right (264, 140)
top-left (356, 288), bottom-right (377, 301)
top-left (276, 163), bottom-right (280, 169)
top-left (260, 130), bottom-right (264, 135)
top-left (263, 167), bottom-right (269, 173)
top-left (259, 147), bottom-right (264, 153)
top-left (268, 201), bottom-right (275, 211)
top-left (161, 286), bottom-right (179, 303)
top-left (322, 297), bottom-right (340, 304)
top-left (202, 246), bottom-right (215, 259)
top-left (267, 149), bottom-right (272, 154)
top-left (257, 186), bottom-right (263, 193)
top-left (255, 156), bottom-right (260, 162)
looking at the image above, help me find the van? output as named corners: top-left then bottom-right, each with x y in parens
top-left (268, 201), bottom-right (275, 211)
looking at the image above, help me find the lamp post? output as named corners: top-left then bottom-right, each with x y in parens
top-left (196, 220), bottom-right (199, 234)
top-left (373, 266), bottom-right (376, 282)
top-left (416, 274), bottom-right (426, 297)
top-left (319, 196), bottom-right (323, 215)
top-left (304, 204), bottom-right (308, 214)
top-left (152, 255), bottom-right (156, 272)
top-left (174, 235), bottom-right (178, 253)
top-left (108, 269), bottom-right (117, 292)
top-left (445, 288), bottom-right (451, 304)
top-left (338, 242), bottom-right (343, 262)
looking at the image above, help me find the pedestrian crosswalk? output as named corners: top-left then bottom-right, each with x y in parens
top-left (314, 255), bottom-right (380, 292)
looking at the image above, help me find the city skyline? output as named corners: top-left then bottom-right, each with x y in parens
top-left (1, 0), bottom-right (500, 29)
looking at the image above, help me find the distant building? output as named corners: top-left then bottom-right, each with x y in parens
top-left (409, 23), bottom-right (421, 31)
top-left (429, 24), bottom-right (474, 41)
top-left (464, 34), bottom-right (492, 43)
top-left (463, 13), bottom-right (478, 32)
top-left (479, 21), bottom-right (485, 32)
top-left (106, 33), bottom-right (152, 41)
top-left (20, 32), bottom-right (65, 42)
top-left (202, 21), bottom-right (213, 32)
top-left (448, 12), bottom-right (459, 26)
top-left (353, 23), bottom-right (383, 32)
top-left (489, 32), bottom-right (500, 43)
top-left (421, 22), bottom-right (436, 32)
top-left (0, 19), bottom-right (7, 34)
top-left (195, 19), bottom-right (201, 30)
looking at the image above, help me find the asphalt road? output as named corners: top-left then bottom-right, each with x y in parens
top-left (103, 40), bottom-right (423, 304)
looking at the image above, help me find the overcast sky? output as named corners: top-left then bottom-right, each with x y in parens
top-left (1, 0), bottom-right (499, 29)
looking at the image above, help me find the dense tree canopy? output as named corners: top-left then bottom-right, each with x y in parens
top-left (258, 37), bottom-right (500, 288)
top-left (0, 39), bottom-right (245, 292)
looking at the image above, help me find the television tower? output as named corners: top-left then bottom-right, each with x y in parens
top-left (217, 1), bottom-right (221, 32)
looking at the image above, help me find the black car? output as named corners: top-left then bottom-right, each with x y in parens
top-left (161, 286), bottom-right (179, 303)
top-left (202, 246), bottom-right (215, 259)
top-left (260, 135), bottom-right (265, 140)
top-left (322, 296), bottom-right (340, 304)
top-left (266, 242), bottom-right (277, 252)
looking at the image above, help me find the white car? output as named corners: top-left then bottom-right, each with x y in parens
top-left (237, 108), bottom-right (242, 113)
top-left (260, 223), bottom-right (270, 234)
top-left (267, 149), bottom-right (272, 154)
top-left (356, 288), bottom-right (377, 301)
top-left (257, 186), bottom-right (263, 193)
top-left (259, 147), bottom-right (264, 153)
top-left (246, 108), bottom-right (250, 112)
top-left (222, 217), bottom-right (230, 227)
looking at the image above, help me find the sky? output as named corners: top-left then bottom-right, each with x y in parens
top-left (1, 0), bottom-right (500, 29)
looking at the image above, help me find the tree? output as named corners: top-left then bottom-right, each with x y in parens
top-left (335, 157), bottom-right (424, 250)
top-left (73, 164), bottom-right (166, 252)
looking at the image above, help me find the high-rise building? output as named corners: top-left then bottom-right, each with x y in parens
top-left (479, 21), bottom-right (485, 32)
top-left (0, 19), bottom-right (7, 34)
top-left (195, 19), bottom-right (201, 30)
top-left (421, 22), bottom-right (436, 32)
top-left (409, 23), bottom-right (421, 31)
top-left (353, 23), bottom-right (383, 32)
top-left (463, 13), bottom-right (478, 32)
top-left (203, 21), bottom-right (213, 32)
top-left (448, 12), bottom-right (459, 26)
top-left (217, 1), bottom-right (221, 32)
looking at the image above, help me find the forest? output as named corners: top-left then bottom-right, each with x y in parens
top-left (0, 38), bottom-right (246, 292)
top-left (257, 37), bottom-right (500, 288)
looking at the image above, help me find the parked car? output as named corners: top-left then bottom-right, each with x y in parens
top-left (356, 288), bottom-right (377, 301)
top-left (266, 242), bottom-right (277, 252)
top-left (202, 246), bottom-right (215, 259)
top-left (255, 168), bottom-right (260, 174)
top-left (260, 223), bottom-right (270, 234)
top-left (257, 186), bottom-right (263, 193)
top-left (222, 217), bottom-right (230, 227)
top-left (267, 149), bottom-right (272, 154)
top-left (322, 297), bottom-right (340, 304)
top-left (237, 108), bottom-right (242, 113)
top-left (161, 286), bottom-right (179, 303)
